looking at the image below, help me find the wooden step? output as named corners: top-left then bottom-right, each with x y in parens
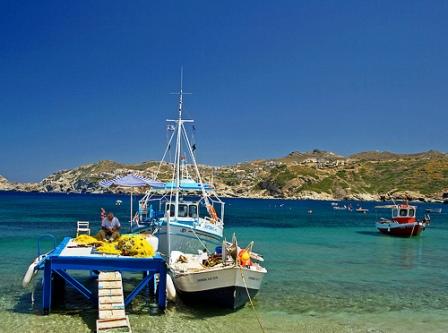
top-left (99, 295), bottom-right (124, 304)
top-left (99, 303), bottom-right (125, 310)
top-left (97, 271), bottom-right (131, 332)
top-left (98, 309), bottom-right (126, 320)
top-left (98, 281), bottom-right (122, 289)
top-left (99, 288), bottom-right (124, 297)
top-left (96, 316), bottom-right (131, 331)
top-left (98, 272), bottom-right (122, 281)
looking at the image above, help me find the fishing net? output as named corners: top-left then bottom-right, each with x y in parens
top-left (73, 234), bottom-right (155, 258)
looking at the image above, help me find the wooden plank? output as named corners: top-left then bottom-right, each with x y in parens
top-left (99, 303), bottom-right (124, 310)
top-left (98, 310), bottom-right (113, 320)
top-left (99, 295), bottom-right (123, 304)
top-left (111, 310), bottom-right (126, 318)
top-left (98, 271), bottom-right (121, 281)
top-left (98, 281), bottom-right (122, 289)
top-left (98, 288), bottom-right (123, 297)
top-left (96, 316), bottom-right (130, 330)
top-left (97, 271), bottom-right (131, 332)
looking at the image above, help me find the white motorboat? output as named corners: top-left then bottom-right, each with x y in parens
top-left (169, 236), bottom-right (267, 309)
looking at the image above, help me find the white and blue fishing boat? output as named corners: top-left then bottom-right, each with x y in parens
top-left (132, 76), bottom-right (225, 256)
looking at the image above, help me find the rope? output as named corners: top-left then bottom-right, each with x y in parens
top-left (238, 265), bottom-right (267, 333)
top-left (191, 228), bottom-right (210, 253)
top-left (154, 128), bottom-right (176, 180)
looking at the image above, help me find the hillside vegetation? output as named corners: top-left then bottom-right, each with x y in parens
top-left (2, 150), bottom-right (448, 201)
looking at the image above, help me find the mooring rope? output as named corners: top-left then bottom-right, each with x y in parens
top-left (191, 227), bottom-right (210, 254)
top-left (238, 265), bottom-right (267, 333)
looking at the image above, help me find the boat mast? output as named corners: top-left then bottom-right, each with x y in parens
top-left (174, 69), bottom-right (184, 223)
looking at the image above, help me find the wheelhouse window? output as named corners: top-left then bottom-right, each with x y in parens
top-left (178, 204), bottom-right (188, 217)
top-left (408, 208), bottom-right (415, 217)
top-left (189, 205), bottom-right (198, 218)
top-left (392, 208), bottom-right (398, 217)
top-left (399, 209), bottom-right (408, 217)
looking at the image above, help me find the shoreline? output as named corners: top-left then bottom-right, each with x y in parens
top-left (1, 189), bottom-right (445, 204)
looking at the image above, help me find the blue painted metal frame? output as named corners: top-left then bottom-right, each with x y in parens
top-left (39, 238), bottom-right (167, 315)
top-left (124, 273), bottom-right (154, 306)
top-left (54, 269), bottom-right (95, 302)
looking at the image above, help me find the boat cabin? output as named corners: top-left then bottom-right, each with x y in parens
top-left (166, 202), bottom-right (198, 219)
top-left (391, 205), bottom-right (416, 224)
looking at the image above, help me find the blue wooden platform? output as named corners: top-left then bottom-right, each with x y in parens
top-left (37, 237), bottom-right (167, 315)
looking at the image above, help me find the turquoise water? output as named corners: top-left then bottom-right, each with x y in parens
top-left (1, 192), bottom-right (447, 332)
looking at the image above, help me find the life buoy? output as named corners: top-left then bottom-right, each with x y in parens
top-left (166, 274), bottom-right (176, 301)
top-left (207, 205), bottom-right (219, 224)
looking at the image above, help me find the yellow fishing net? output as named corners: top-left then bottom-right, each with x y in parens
top-left (73, 234), bottom-right (103, 246)
top-left (96, 242), bottom-right (121, 255)
top-left (73, 234), bottom-right (155, 258)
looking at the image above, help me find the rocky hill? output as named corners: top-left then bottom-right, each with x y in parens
top-left (2, 150), bottom-right (448, 201)
top-left (0, 175), bottom-right (13, 191)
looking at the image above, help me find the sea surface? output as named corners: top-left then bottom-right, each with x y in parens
top-left (0, 192), bottom-right (447, 333)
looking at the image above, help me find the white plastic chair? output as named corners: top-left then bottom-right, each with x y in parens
top-left (76, 221), bottom-right (90, 236)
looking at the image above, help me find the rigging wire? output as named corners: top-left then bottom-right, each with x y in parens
top-left (154, 128), bottom-right (176, 181)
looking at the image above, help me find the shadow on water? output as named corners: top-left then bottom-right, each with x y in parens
top-left (12, 278), bottom-right (98, 331)
top-left (171, 298), bottom-right (236, 320)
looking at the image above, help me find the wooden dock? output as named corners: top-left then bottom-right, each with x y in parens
top-left (97, 271), bottom-right (131, 332)
top-left (36, 237), bottom-right (167, 321)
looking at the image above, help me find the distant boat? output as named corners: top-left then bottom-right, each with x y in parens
top-left (331, 202), bottom-right (339, 206)
top-left (425, 208), bottom-right (442, 214)
top-left (333, 205), bottom-right (347, 210)
top-left (375, 203), bottom-right (430, 237)
top-left (355, 207), bottom-right (369, 213)
top-left (115, 199), bottom-right (123, 206)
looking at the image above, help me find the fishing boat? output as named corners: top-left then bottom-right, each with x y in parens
top-left (333, 205), bottom-right (347, 210)
top-left (355, 207), bottom-right (368, 213)
top-left (132, 74), bottom-right (224, 256)
top-left (169, 235), bottom-right (267, 309)
top-left (375, 203), bottom-right (430, 237)
top-left (146, 74), bottom-right (267, 310)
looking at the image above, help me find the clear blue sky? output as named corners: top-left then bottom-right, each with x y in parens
top-left (1, 1), bottom-right (447, 182)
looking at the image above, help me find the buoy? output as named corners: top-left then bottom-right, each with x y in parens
top-left (166, 274), bottom-right (176, 301)
top-left (238, 249), bottom-right (252, 267)
top-left (22, 255), bottom-right (45, 288)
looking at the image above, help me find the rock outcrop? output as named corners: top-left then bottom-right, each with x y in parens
top-left (0, 175), bottom-right (13, 191)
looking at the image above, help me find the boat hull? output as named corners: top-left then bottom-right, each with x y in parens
top-left (177, 285), bottom-right (259, 310)
top-left (172, 266), bottom-right (266, 309)
top-left (376, 221), bottom-right (424, 237)
top-left (157, 223), bottom-right (223, 256)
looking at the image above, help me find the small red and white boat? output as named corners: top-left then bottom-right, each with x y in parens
top-left (375, 203), bottom-right (430, 237)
